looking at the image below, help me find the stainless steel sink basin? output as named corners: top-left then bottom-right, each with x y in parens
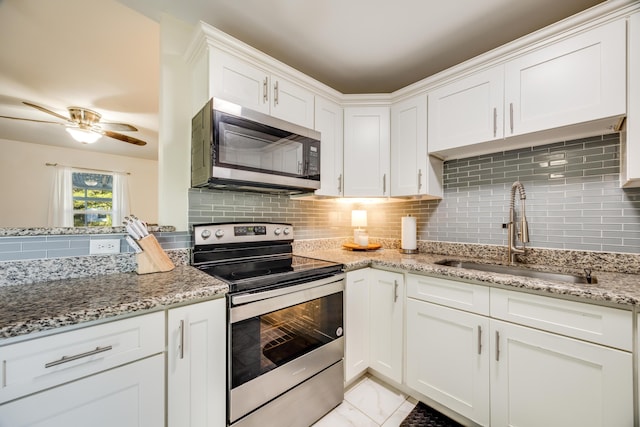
top-left (435, 259), bottom-right (597, 284)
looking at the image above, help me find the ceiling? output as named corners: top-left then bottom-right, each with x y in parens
top-left (0, 0), bottom-right (606, 160)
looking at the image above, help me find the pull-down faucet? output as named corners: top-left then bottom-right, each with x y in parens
top-left (504, 181), bottom-right (530, 264)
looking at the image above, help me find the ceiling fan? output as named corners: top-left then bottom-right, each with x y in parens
top-left (0, 101), bottom-right (147, 146)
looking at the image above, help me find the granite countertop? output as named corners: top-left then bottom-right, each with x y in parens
top-left (301, 248), bottom-right (640, 307)
top-left (0, 265), bottom-right (227, 341)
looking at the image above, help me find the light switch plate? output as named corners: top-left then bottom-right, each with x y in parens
top-left (90, 238), bottom-right (121, 255)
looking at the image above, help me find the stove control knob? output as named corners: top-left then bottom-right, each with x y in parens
top-left (200, 229), bottom-right (212, 240)
top-left (214, 229), bottom-right (225, 238)
top-left (274, 228), bottom-right (282, 236)
top-left (283, 227), bottom-right (291, 236)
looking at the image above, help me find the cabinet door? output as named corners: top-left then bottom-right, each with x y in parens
top-left (168, 298), bottom-right (226, 427)
top-left (271, 74), bottom-right (315, 128)
top-left (0, 355), bottom-right (164, 427)
top-left (343, 107), bottom-right (391, 197)
top-left (314, 96), bottom-right (344, 197)
top-left (368, 270), bottom-right (403, 383)
top-left (505, 20), bottom-right (626, 137)
top-left (210, 49), bottom-right (270, 114)
top-left (428, 65), bottom-right (504, 153)
top-left (623, 12), bottom-right (640, 187)
top-left (406, 299), bottom-right (490, 426)
top-left (391, 94), bottom-right (428, 196)
top-left (491, 320), bottom-right (633, 427)
top-left (345, 269), bottom-right (370, 383)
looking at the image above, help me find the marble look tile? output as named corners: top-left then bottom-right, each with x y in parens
top-left (345, 377), bottom-right (407, 425)
top-left (312, 401), bottom-right (378, 427)
top-left (381, 400), bottom-right (416, 427)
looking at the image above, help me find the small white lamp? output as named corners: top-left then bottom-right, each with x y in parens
top-left (66, 126), bottom-right (102, 144)
top-left (351, 210), bottom-right (368, 245)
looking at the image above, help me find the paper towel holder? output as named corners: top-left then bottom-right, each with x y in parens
top-left (399, 248), bottom-right (419, 254)
top-left (400, 214), bottom-right (419, 254)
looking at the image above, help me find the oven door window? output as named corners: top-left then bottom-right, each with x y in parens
top-left (230, 291), bottom-right (343, 389)
top-left (215, 111), bottom-right (309, 177)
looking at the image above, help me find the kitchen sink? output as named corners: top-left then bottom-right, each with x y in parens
top-left (435, 259), bottom-right (597, 284)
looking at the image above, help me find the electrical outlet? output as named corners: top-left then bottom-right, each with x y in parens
top-left (90, 238), bottom-right (121, 255)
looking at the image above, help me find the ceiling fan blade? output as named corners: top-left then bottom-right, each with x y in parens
top-left (98, 122), bottom-right (138, 132)
top-left (0, 115), bottom-right (66, 125)
top-left (23, 101), bottom-right (70, 122)
top-left (103, 130), bottom-right (147, 146)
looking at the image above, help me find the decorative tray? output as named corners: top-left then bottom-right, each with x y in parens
top-left (342, 243), bottom-right (382, 251)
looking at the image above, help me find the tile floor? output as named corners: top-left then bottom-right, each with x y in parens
top-left (313, 375), bottom-right (418, 427)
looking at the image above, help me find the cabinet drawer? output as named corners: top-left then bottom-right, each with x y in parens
top-left (490, 288), bottom-right (632, 351)
top-left (0, 311), bottom-right (164, 403)
top-left (407, 274), bottom-right (489, 315)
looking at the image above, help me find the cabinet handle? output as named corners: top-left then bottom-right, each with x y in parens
top-left (495, 330), bottom-right (500, 362)
top-left (263, 77), bottom-right (268, 103)
top-left (393, 280), bottom-right (398, 302)
top-left (337, 174), bottom-right (342, 193)
top-left (383, 174), bottom-right (387, 194)
top-left (45, 345), bottom-right (113, 368)
top-left (179, 319), bottom-right (185, 360)
top-left (477, 326), bottom-right (482, 355)
top-left (274, 80), bottom-right (279, 106)
top-left (418, 169), bottom-right (423, 191)
top-left (493, 107), bottom-right (497, 137)
top-left (509, 103), bottom-right (514, 134)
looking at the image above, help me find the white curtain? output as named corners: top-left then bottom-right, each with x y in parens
top-left (112, 172), bottom-right (130, 226)
top-left (48, 166), bottom-right (74, 227)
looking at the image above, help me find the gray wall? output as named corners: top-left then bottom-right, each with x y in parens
top-left (189, 133), bottom-right (640, 254)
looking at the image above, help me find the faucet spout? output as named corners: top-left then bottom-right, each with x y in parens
top-left (507, 181), bottom-right (529, 264)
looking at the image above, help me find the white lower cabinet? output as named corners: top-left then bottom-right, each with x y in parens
top-left (168, 298), bottom-right (226, 427)
top-left (369, 269), bottom-right (404, 383)
top-left (405, 273), bottom-right (633, 427)
top-left (345, 268), bottom-right (370, 383)
top-left (0, 354), bottom-right (164, 427)
top-left (491, 319), bottom-right (632, 427)
top-left (406, 299), bottom-right (490, 426)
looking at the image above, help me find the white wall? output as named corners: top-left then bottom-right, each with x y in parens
top-left (0, 138), bottom-right (158, 227)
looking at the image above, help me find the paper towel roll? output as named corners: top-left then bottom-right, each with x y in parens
top-left (401, 215), bottom-right (417, 250)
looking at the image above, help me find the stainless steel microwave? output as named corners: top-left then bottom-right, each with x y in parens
top-left (191, 98), bottom-right (321, 194)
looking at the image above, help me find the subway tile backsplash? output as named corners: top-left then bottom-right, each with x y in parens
top-left (190, 133), bottom-right (640, 254)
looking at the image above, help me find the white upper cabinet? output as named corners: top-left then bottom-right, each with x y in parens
top-left (623, 12), bottom-right (640, 187)
top-left (505, 19), bottom-right (626, 137)
top-left (343, 106), bottom-right (390, 197)
top-left (391, 94), bottom-right (442, 198)
top-left (314, 96), bottom-right (344, 196)
top-left (208, 48), bottom-right (315, 128)
top-left (428, 66), bottom-right (505, 153)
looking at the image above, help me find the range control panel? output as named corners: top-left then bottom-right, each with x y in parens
top-left (193, 222), bottom-right (293, 246)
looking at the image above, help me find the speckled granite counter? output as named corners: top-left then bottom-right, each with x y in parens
top-left (299, 248), bottom-right (640, 308)
top-left (0, 265), bottom-right (227, 341)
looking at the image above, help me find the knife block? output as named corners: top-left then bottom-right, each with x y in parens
top-left (135, 234), bottom-right (175, 274)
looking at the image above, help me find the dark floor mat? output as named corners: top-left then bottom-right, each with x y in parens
top-left (399, 402), bottom-right (464, 427)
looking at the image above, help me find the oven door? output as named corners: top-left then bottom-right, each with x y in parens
top-left (228, 275), bottom-right (344, 424)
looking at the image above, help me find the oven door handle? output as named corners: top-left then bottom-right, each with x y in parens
top-left (230, 274), bottom-right (345, 323)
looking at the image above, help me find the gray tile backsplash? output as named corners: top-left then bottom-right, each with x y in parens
top-left (190, 133), bottom-right (640, 254)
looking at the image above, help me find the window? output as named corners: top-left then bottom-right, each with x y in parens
top-left (72, 172), bottom-right (114, 226)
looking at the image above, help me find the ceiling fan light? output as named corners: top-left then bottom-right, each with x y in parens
top-left (66, 127), bottom-right (102, 144)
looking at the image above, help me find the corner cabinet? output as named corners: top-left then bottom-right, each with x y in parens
top-left (391, 94), bottom-right (443, 198)
top-left (343, 106), bottom-right (391, 197)
top-left (314, 96), bottom-right (344, 197)
top-left (368, 269), bottom-right (403, 383)
top-left (168, 298), bottom-right (226, 427)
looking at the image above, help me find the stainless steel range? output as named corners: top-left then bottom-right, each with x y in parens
top-left (192, 222), bottom-right (345, 427)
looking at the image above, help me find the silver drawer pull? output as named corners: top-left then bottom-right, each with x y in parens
top-left (45, 345), bottom-right (113, 368)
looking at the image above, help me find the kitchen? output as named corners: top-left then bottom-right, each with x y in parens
top-left (1, 0), bottom-right (640, 426)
